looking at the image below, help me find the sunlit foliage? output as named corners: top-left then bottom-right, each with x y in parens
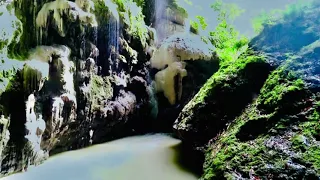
top-left (208, 0), bottom-right (248, 62)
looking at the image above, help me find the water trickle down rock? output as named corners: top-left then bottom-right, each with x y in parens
top-left (154, 0), bottom-right (189, 42)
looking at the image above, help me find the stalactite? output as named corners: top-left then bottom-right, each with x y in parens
top-left (36, 0), bottom-right (98, 37)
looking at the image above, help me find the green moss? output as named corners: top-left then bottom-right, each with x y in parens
top-left (202, 99), bottom-right (308, 179)
top-left (201, 102), bottom-right (271, 179)
top-left (90, 75), bottom-right (113, 111)
top-left (300, 109), bottom-right (320, 139)
top-left (195, 51), bottom-right (265, 104)
top-left (303, 145), bottom-right (320, 173)
top-left (291, 134), bottom-right (307, 151)
top-left (257, 67), bottom-right (305, 112)
top-left (201, 64), bottom-right (320, 179)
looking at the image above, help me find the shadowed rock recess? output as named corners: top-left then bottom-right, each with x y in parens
top-left (0, 0), bottom-right (320, 179)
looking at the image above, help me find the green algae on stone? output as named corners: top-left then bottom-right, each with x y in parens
top-left (257, 67), bottom-right (305, 113)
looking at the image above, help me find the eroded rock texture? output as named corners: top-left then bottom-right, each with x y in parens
top-left (0, 0), bottom-right (221, 177)
top-left (0, 0), bottom-right (157, 176)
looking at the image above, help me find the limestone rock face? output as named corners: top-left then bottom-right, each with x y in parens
top-left (146, 29), bottom-right (218, 130)
top-left (151, 33), bottom-right (215, 106)
top-left (153, 0), bottom-right (189, 42)
top-left (154, 61), bottom-right (187, 105)
top-left (0, 0), bottom-right (155, 176)
top-left (36, 0), bottom-right (98, 37)
top-left (150, 33), bottom-right (213, 70)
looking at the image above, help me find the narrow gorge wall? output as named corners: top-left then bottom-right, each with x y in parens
top-left (0, 0), bottom-right (158, 175)
top-left (0, 0), bottom-right (220, 177)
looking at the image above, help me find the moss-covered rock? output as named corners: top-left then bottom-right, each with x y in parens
top-left (6, 0), bottom-right (47, 60)
top-left (201, 65), bottom-right (320, 179)
top-left (174, 50), bottom-right (272, 146)
top-left (90, 74), bottom-right (113, 111)
top-left (199, 2), bottom-right (320, 179)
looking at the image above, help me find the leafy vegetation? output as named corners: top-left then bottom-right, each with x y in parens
top-left (190, 15), bottom-right (208, 34)
top-left (112, 0), bottom-right (148, 46)
top-left (208, 0), bottom-right (248, 62)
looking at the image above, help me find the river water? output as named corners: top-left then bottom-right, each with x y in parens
top-left (3, 134), bottom-right (200, 180)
